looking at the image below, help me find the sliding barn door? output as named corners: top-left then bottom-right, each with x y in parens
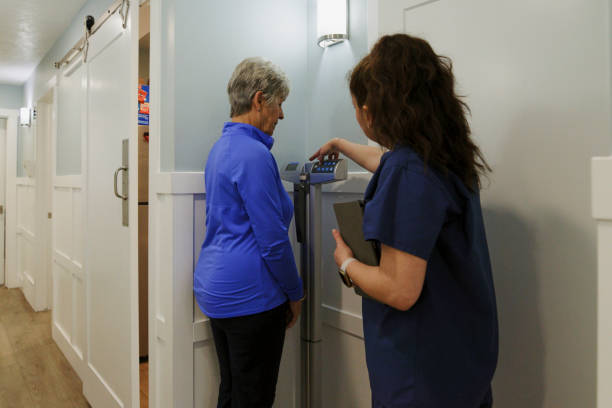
top-left (81, 3), bottom-right (140, 407)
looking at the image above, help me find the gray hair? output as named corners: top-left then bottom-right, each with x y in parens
top-left (227, 57), bottom-right (290, 117)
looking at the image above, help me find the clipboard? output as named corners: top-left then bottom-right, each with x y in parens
top-left (333, 200), bottom-right (380, 298)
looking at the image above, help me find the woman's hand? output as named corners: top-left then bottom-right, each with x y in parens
top-left (331, 229), bottom-right (354, 267)
top-left (309, 138), bottom-right (340, 163)
top-left (286, 300), bottom-right (302, 329)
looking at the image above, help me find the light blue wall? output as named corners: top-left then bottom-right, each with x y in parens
top-left (306, 0), bottom-right (369, 171)
top-left (24, 0), bottom-right (110, 175)
top-left (170, 0), bottom-right (309, 171)
top-left (0, 84), bottom-right (23, 110)
top-left (168, 0), bottom-right (369, 172)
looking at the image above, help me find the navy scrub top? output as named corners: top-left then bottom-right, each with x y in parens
top-left (361, 146), bottom-right (498, 408)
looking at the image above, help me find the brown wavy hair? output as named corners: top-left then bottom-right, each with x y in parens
top-left (350, 34), bottom-right (490, 191)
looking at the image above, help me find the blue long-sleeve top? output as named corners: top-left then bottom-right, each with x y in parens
top-left (194, 122), bottom-right (303, 318)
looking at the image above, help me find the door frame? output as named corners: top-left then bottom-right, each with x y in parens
top-left (33, 76), bottom-right (58, 310)
top-left (0, 109), bottom-right (18, 289)
top-left (0, 112), bottom-right (10, 286)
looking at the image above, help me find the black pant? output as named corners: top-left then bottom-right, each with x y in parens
top-left (210, 303), bottom-right (288, 408)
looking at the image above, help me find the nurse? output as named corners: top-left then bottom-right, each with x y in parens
top-left (311, 34), bottom-right (499, 407)
top-left (194, 57), bottom-right (304, 408)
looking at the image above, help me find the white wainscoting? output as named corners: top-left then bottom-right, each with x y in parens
top-left (592, 157), bottom-right (612, 408)
top-left (16, 177), bottom-right (37, 307)
top-left (51, 175), bottom-right (86, 380)
top-left (151, 171), bottom-right (372, 408)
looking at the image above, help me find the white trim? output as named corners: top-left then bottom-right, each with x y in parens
top-left (33, 82), bottom-right (57, 311)
top-left (322, 304), bottom-right (364, 339)
top-left (85, 363), bottom-right (125, 408)
top-left (53, 250), bottom-right (85, 281)
top-left (54, 175), bottom-right (83, 188)
top-left (156, 171), bottom-right (371, 196)
top-left (148, 1), bottom-right (161, 407)
top-left (154, 315), bottom-right (168, 341)
top-left (322, 171), bottom-right (371, 193)
top-left (128, 7), bottom-right (141, 406)
top-left (1, 109), bottom-right (18, 288)
top-left (592, 157), bottom-right (612, 220)
top-left (592, 156), bottom-right (612, 408)
top-left (172, 194), bottom-right (195, 408)
top-left (192, 319), bottom-right (212, 343)
top-left (15, 177), bottom-right (35, 186)
top-left (191, 306), bottom-right (363, 344)
top-left (16, 226), bottom-right (36, 242)
top-left (53, 321), bottom-right (85, 379)
top-left (23, 271), bottom-right (35, 286)
top-left (153, 172), bottom-right (203, 195)
top-left (35, 74), bottom-right (58, 104)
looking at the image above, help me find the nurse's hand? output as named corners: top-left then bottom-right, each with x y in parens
top-left (309, 138), bottom-right (340, 163)
top-left (332, 229), bottom-right (354, 267)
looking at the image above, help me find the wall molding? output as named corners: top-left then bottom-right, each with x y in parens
top-left (53, 322), bottom-right (85, 380)
top-left (54, 175), bottom-right (83, 188)
top-left (592, 157), bottom-right (612, 221)
top-left (192, 319), bottom-right (212, 343)
top-left (592, 157), bottom-right (612, 408)
top-left (157, 168), bottom-right (370, 345)
top-left (17, 226), bottom-right (36, 242)
top-left (155, 170), bottom-right (371, 196)
top-left (53, 250), bottom-right (84, 281)
top-left (322, 304), bottom-right (364, 339)
top-left (191, 305), bottom-right (364, 345)
top-left (15, 177), bottom-right (35, 186)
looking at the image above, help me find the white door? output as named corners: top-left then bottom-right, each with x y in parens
top-left (0, 118), bottom-right (5, 286)
top-left (82, 3), bottom-right (140, 407)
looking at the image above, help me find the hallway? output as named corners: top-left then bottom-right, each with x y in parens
top-left (0, 286), bottom-right (89, 407)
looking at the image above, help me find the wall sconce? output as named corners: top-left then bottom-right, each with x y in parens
top-left (19, 107), bottom-right (32, 127)
top-left (317, 0), bottom-right (348, 48)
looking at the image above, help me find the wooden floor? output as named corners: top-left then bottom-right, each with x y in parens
top-left (140, 361), bottom-right (148, 408)
top-left (0, 286), bottom-right (90, 407)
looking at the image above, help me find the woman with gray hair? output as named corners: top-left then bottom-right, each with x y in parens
top-left (194, 57), bottom-right (304, 408)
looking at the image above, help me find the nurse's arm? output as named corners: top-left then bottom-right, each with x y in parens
top-left (332, 229), bottom-right (426, 311)
top-left (309, 137), bottom-right (383, 173)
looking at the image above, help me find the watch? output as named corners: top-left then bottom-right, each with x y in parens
top-left (338, 257), bottom-right (356, 288)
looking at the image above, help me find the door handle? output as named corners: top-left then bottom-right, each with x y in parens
top-left (114, 167), bottom-right (128, 200)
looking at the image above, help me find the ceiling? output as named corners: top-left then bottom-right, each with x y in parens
top-left (0, 0), bottom-right (87, 85)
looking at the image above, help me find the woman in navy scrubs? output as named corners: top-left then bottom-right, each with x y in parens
top-left (311, 34), bottom-right (498, 407)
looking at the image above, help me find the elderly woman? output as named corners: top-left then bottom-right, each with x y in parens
top-left (194, 57), bottom-right (304, 408)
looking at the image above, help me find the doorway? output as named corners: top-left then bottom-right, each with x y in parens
top-left (138, 1), bottom-right (151, 407)
top-left (0, 117), bottom-right (6, 286)
top-left (35, 87), bottom-right (55, 311)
